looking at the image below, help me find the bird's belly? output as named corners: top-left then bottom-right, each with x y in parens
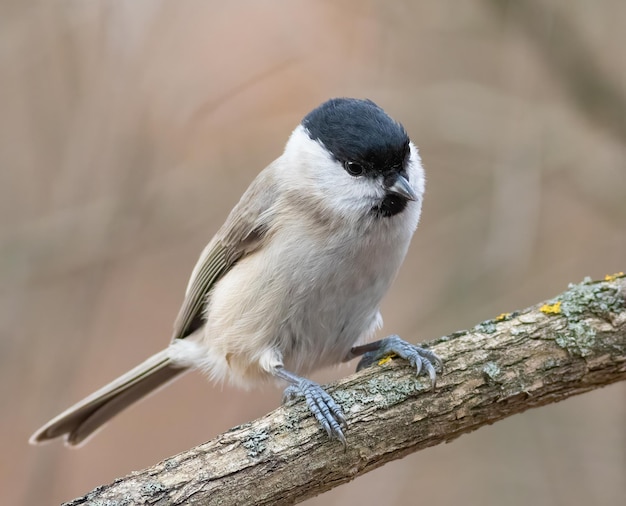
top-left (201, 227), bottom-right (406, 385)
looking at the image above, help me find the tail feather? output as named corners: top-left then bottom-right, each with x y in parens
top-left (30, 349), bottom-right (187, 446)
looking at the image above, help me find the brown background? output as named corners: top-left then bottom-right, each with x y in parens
top-left (1, 1), bottom-right (625, 504)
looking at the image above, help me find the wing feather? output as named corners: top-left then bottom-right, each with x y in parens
top-left (171, 165), bottom-right (279, 340)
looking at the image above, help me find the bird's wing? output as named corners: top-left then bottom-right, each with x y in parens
top-left (172, 165), bottom-right (280, 340)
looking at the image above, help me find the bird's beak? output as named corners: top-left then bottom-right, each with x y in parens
top-left (386, 174), bottom-right (417, 201)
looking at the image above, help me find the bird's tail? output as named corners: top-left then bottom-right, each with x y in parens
top-left (29, 349), bottom-right (187, 446)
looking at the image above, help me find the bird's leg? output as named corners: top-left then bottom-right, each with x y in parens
top-left (347, 335), bottom-right (443, 389)
top-left (274, 367), bottom-right (347, 446)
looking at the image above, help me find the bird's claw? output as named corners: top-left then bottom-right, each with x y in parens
top-left (356, 335), bottom-right (443, 390)
top-left (282, 378), bottom-right (347, 446)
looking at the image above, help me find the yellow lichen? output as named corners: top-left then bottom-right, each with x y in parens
top-left (495, 313), bottom-right (510, 322)
top-left (378, 353), bottom-right (396, 366)
top-left (604, 272), bottom-right (625, 282)
top-left (540, 301), bottom-right (562, 315)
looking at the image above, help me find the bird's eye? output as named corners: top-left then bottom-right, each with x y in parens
top-left (345, 161), bottom-right (364, 177)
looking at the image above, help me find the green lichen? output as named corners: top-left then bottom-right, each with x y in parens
top-left (547, 278), bottom-right (623, 356)
top-left (140, 480), bottom-right (166, 495)
top-left (560, 278), bottom-right (623, 319)
top-left (364, 375), bottom-right (419, 406)
top-left (281, 408), bottom-right (301, 433)
top-left (510, 326), bottom-right (526, 337)
top-left (555, 321), bottom-right (597, 357)
top-left (543, 357), bottom-right (559, 369)
top-left (473, 311), bottom-right (522, 337)
top-left (475, 320), bottom-right (498, 334)
top-left (241, 428), bottom-right (269, 458)
top-left (333, 373), bottom-right (423, 412)
top-left (482, 362), bottom-right (502, 382)
top-left (163, 458), bottom-right (178, 470)
top-left (331, 388), bottom-right (360, 411)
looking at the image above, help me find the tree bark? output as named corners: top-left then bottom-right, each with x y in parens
top-left (65, 275), bottom-right (626, 506)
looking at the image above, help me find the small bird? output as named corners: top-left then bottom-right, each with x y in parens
top-left (30, 98), bottom-right (442, 447)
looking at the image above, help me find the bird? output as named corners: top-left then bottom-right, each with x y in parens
top-left (30, 97), bottom-right (442, 447)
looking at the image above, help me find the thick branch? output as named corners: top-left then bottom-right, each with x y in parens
top-left (66, 275), bottom-right (626, 506)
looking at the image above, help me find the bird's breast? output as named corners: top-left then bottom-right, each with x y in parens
top-left (203, 213), bottom-right (415, 380)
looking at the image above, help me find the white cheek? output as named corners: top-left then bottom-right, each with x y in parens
top-left (407, 142), bottom-right (425, 200)
top-left (315, 166), bottom-right (380, 209)
top-left (282, 126), bottom-right (380, 214)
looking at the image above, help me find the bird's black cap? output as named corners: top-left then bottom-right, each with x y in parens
top-left (302, 98), bottom-right (410, 176)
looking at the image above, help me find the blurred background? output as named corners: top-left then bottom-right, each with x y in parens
top-left (1, 0), bottom-right (625, 504)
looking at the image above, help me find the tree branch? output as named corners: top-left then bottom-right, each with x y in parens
top-left (65, 275), bottom-right (626, 506)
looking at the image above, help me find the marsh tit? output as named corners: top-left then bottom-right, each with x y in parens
top-left (30, 98), bottom-right (442, 447)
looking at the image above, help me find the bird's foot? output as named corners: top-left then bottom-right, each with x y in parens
top-left (282, 378), bottom-right (347, 446)
top-left (355, 335), bottom-right (443, 389)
